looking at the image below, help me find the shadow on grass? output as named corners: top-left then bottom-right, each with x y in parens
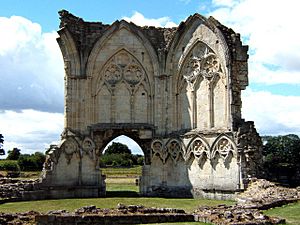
top-left (106, 191), bottom-right (140, 197)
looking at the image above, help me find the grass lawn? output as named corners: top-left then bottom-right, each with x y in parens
top-left (264, 201), bottom-right (300, 225)
top-left (0, 197), bottom-right (233, 214)
top-left (140, 223), bottom-right (211, 225)
top-left (0, 166), bottom-right (298, 225)
top-left (101, 166), bottom-right (142, 177)
top-left (0, 167), bottom-right (231, 216)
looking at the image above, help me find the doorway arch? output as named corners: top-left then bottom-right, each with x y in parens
top-left (101, 135), bottom-right (144, 196)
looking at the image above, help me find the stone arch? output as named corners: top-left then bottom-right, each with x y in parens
top-left (86, 20), bottom-right (159, 89)
top-left (210, 134), bottom-right (237, 167)
top-left (165, 138), bottom-right (185, 164)
top-left (60, 136), bottom-right (81, 164)
top-left (175, 40), bottom-right (228, 131)
top-left (99, 131), bottom-right (152, 166)
top-left (167, 15), bottom-right (231, 132)
top-left (57, 28), bottom-right (81, 77)
top-left (94, 48), bottom-right (151, 96)
top-left (185, 135), bottom-right (210, 167)
top-left (211, 134), bottom-right (237, 156)
top-left (151, 139), bottom-right (167, 164)
top-left (93, 49), bottom-right (152, 124)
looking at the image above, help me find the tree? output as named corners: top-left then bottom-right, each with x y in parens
top-left (0, 134), bottom-right (5, 155)
top-left (262, 134), bottom-right (300, 166)
top-left (18, 152), bottom-right (46, 171)
top-left (262, 134), bottom-right (300, 186)
top-left (100, 142), bottom-right (144, 167)
top-left (6, 148), bottom-right (21, 160)
top-left (105, 142), bottom-right (131, 155)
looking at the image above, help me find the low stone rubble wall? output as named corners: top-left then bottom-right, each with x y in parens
top-left (0, 211), bottom-right (39, 224)
top-left (36, 205), bottom-right (194, 225)
top-left (0, 202), bottom-right (294, 225)
top-left (0, 178), bottom-right (38, 201)
top-left (194, 204), bottom-right (285, 224)
top-left (0, 179), bottom-right (299, 224)
top-left (236, 178), bottom-right (299, 208)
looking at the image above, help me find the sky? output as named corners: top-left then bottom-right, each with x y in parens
top-left (0, 0), bottom-right (300, 156)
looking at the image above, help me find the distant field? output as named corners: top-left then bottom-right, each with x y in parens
top-left (101, 166), bottom-right (142, 177)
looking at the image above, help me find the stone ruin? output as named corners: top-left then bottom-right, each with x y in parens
top-left (2, 178), bottom-right (299, 224)
top-left (31, 10), bottom-right (263, 199)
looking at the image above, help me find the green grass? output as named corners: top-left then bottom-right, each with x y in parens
top-left (0, 197), bottom-right (233, 214)
top-left (264, 201), bottom-right (300, 225)
top-left (140, 223), bottom-right (211, 225)
top-left (107, 183), bottom-right (138, 192)
top-left (101, 166), bottom-right (142, 177)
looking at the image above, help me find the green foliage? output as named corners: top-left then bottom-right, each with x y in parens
top-left (262, 134), bottom-right (300, 167)
top-left (101, 153), bottom-right (133, 167)
top-left (137, 155), bottom-right (144, 165)
top-left (6, 148), bottom-right (21, 160)
top-left (18, 152), bottom-right (46, 171)
top-left (0, 160), bottom-right (20, 171)
top-left (101, 142), bottom-right (144, 167)
top-left (262, 134), bottom-right (300, 186)
top-left (105, 142), bottom-right (132, 155)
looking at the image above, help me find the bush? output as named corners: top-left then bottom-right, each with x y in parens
top-left (101, 153), bottom-right (133, 167)
top-left (0, 160), bottom-right (20, 171)
top-left (18, 152), bottom-right (46, 171)
top-left (6, 148), bottom-right (21, 160)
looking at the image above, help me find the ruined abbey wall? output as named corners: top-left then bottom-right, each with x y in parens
top-left (37, 10), bottom-right (262, 199)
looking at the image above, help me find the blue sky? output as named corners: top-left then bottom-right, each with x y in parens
top-left (1, 0), bottom-right (300, 155)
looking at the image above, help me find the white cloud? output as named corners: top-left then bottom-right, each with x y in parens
top-left (209, 0), bottom-right (300, 85)
top-left (249, 61), bottom-right (300, 85)
top-left (122, 11), bottom-right (177, 28)
top-left (0, 110), bottom-right (64, 156)
top-left (212, 0), bottom-right (235, 7)
top-left (242, 89), bottom-right (300, 136)
top-left (0, 16), bottom-right (64, 156)
top-left (104, 135), bottom-right (143, 155)
top-left (0, 16), bottom-right (64, 112)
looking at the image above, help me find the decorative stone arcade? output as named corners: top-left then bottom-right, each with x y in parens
top-left (39, 10), bottom-right (262, 199)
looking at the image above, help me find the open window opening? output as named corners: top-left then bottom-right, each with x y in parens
top-left (100, 135), bottom-right (144, 197)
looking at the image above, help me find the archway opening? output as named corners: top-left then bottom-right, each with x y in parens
top-left (100, 135), bottom-right (144, 197)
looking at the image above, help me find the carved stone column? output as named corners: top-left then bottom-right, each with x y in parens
top-left (201, 53), bottom-right (221, 129)
top-left (183, 57), bottom-right (201, 129)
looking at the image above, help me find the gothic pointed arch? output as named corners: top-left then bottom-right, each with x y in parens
top-left (151, 139), bottom-right (167, 164)
top-left (185, 135), bottom-right (210, 166)
top-left (59, 136), bottom-right (81, 164)
top-left (165, 138), bottom-right (185, 164)
top-left (94, 48), bottom-right (151, 96)
top-left (93, 48), bottom-right (152, 124)
top-left (86, 20), bottom-right (159, 89)
top-left (57, 28), bottom-right (81, 77)
top-left (210, 134), bottom-right (237, 161)
top-left (167, 15), bottom-right (232, 132)
top-left (175, 39), bottom-right (228, 131)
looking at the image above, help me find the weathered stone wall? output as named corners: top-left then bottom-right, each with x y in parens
top-left (35, 10), bottom-right (262, 199)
